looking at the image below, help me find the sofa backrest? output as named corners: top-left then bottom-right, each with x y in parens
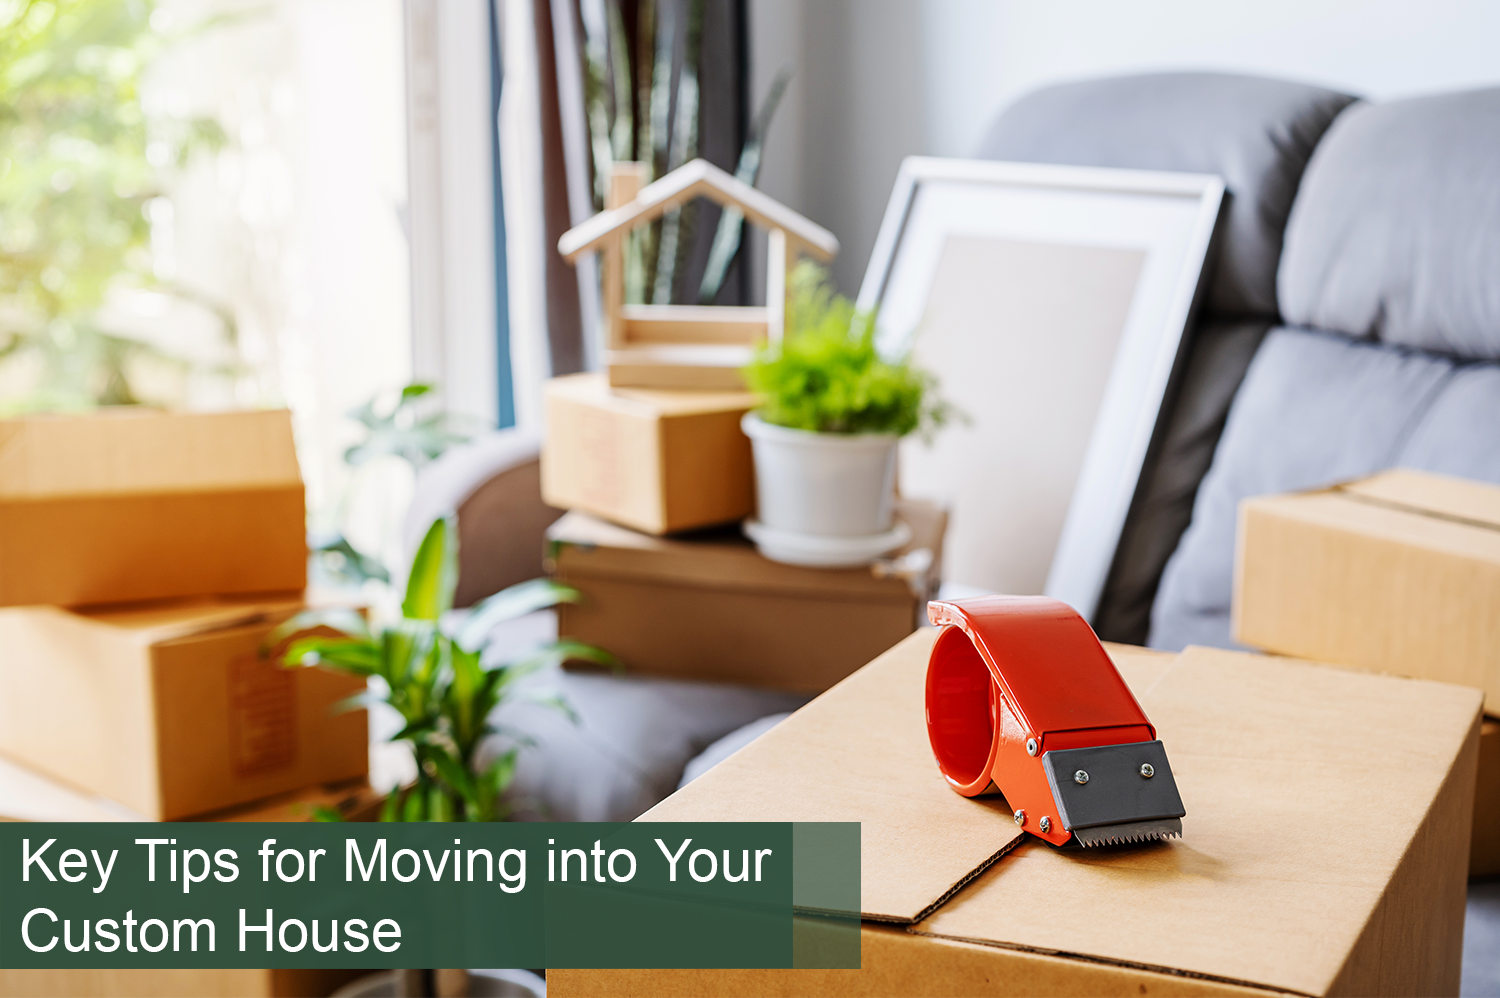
top-left (1150, 85), bottom-right (1500, 651)
top-left (977, 72), bottom-right (1355, 642)
top-left (1278, 87), bottom-right (1500, 361)
top-left (978, 71), bottom-right (1356, 316)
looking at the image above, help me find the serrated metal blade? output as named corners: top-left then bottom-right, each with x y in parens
top-left (1072, 818), bottom-right (1183, 848)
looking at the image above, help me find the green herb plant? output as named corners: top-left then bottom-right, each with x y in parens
top-left (274, 516), bottom-right (615, 822)
top-left (744, 262), bottom-right (953, 438)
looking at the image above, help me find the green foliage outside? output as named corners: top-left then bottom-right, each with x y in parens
top-left (744, 262), bottom-right (952, 438)
top-left (310, 382), bottom-right (479, 591)
top-left (0, 0), bottom-right (231, 413)
top-left (275, 516), bottom-right (617, 822)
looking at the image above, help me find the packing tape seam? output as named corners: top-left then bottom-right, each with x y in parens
top-left (907, 929), bottom-right (1319, 997)
top-left (1332, 487), bottom-right (1500, 534)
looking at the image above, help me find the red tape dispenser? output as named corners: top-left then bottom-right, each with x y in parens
top-left (925, 595), bottom-right (1185, 847)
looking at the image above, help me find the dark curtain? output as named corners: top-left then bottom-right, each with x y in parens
top-left (531, 0), bottom-right (587, 376)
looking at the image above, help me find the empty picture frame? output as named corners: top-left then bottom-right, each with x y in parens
top-left (858, 157), bottom-right (1223, 621)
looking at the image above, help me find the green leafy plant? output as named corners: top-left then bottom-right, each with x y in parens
top-left (275, 516), bottom-right (615, 822)
top-left (744, 262), bottom-right (953, 438)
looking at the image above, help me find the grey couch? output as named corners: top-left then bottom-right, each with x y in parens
top-left (979, 73), bottom-right (1500, 651)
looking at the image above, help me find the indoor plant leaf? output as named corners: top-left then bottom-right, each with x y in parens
top-left (402, 514), bottom-right (460, 622)
top-left (454, 578), bottom-right (584, 652)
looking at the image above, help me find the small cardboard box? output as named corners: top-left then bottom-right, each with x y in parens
top-left (1234, 468), bottom-right (1500, 712)
top-left (0, 595), bottom-right (367, 820)
top-left (541, 371), bottom-right (756, 534)
top-left (550, 635), bottom-right (1481, 996)
top-left (0, 408), bottom-right (307, 607)
top-left (548, 500), bottom-right (946, 692)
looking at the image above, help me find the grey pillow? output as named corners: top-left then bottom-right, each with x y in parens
top-left (1149, 327), bottom-right (1458, 651)
top-left (486, 670), bottom-right (809, 822)
top-left (1278, 87), bottom-right (1500, 360)
top-left (977, 72), bottom-right (1356, 314)
top-left (1398, 364), bottom-right (1500, 481)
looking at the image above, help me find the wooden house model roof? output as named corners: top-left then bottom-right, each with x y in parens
top-left (558, 159), bottom-right (840, 262)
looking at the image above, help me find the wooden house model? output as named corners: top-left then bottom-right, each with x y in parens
top-left (558, 158), bottom-right (840, 390)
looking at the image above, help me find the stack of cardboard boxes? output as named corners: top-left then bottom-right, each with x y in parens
top-left (540, 373), bottom-right (946, 693)
top-left (540, 163), bottom-right (945, 694)
top-left (0, 409), bottom-right (371, 823)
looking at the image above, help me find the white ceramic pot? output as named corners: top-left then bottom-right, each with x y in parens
top-left (742, 413), bottom-right (908, 567)
top-left (742, 413), bottom-right (898, 535)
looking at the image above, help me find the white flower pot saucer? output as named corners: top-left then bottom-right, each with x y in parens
top-left (743, 518), bottom-right (912, 568)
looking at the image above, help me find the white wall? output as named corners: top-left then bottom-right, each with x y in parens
top-left (753, 0), bottom-right (1500, 294)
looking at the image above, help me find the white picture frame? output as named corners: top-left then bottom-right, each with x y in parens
top-left (858, 157), bottom-right (1224, 621)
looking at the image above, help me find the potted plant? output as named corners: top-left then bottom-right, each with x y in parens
top-left (741, 263), bottom-right (951, 567)
top-left (274, 515), bottom-right (613, 821)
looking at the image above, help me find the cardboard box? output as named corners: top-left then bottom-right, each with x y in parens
top-left (0, 408), bottom-right (307, 607)
top-left (201, 777), bottom-right (384, 823)
top-left (0, 595), bottom-right (367, 820)
top-left (549, 500), bottom-right (946, 693)
top-left (1234, 468), bottom-right (1500, 712)
top-left (551, 635), bottom-right (1481, 996)
top-left (541, 372), bottom-right (756, 534)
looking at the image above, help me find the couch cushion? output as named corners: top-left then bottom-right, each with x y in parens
top-left (487, 670), bottom-right (809, 822)
top-left (1149, 327), bottom-right (1458, 651)
top-left (1398, 365), bottom-right (1500, 478)
top-left (977, 72), bottom-right (1356, 315)
top-left (1278, 87), bottom-right (1500, 360)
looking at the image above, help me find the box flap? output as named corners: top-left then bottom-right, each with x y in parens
top-left (1336, 467), bottom-right (1500, 530)
top-left (0, 409), bottom-right (302, 500)
top-left (914, 644), bottom-right (1481, 996)
top-left (550, 500), bottom-right (945, 602)
top-left (72, 593), bottom-right (306, 645)
top-left (641, 628), bottom-right (1025, 922)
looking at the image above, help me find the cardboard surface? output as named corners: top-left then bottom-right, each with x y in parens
top-left (549, 921), bottom-right (1295, 998)
top-left (198, 778), bottom-right (384, 823)
top-left (620, 638), bottom-right (1479, 996)
top-left (917, 645), bottom-right (1480, 997)
top-left (1477, 718), bottom-right (1500, 878)
top-left (550, 500), bottom-right (945, 692)
top-left (0, 595), bottom-right (368, 820)
top-left (0, 408), bottom-right (306, 606)
top-left (640, 627), bottom-right (1019, 921)
top-left (1235, 467), bottom-right (1500, 712)
top-left (541, 372), bottom-right (756, 534)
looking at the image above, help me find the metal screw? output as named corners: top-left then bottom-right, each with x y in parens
top-left (1013, 809), bottom-right (1026, 826)
top-left (1140, 763), bottom-right (1155, 778)
top-left (1038, 816), bottom-right (1052, 833)
top-left (1074, 770), bottom-right (1089, 785)
top-left (1025, 738), bottom-right (1038, 756)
